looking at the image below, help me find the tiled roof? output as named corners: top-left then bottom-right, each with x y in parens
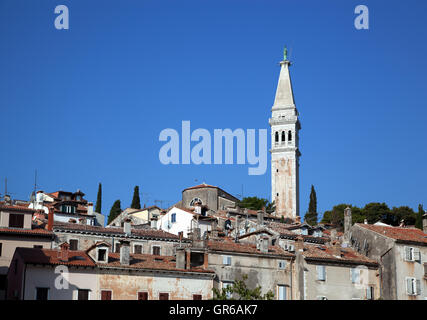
top-left (302, 244), bottom-right (378, 267)
top-left (0, 203), bottom-right (35, 213)
top-left (99, 253), bottom-right (214, 274)
top-left (183, 183), bottom-right (218, 191)
top-left (53, 221), bottom-right (183, 241)
top-left (356, 224), bottom-right (427, 245)
top-left (207, 239), bottom-right (294, 257)
top-left (0, 227), bottom-right (54, 238)
top-left (16, 247), bottom-right (96, 267)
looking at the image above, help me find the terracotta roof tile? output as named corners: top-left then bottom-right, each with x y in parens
top-left (302, 244), bottom-right (378, 266)
top-left (16, 247), bottom-right (96, 267)
top-left (207, 239), bottom-right (293, 257)
top-left (0, 227), bottom-right (54, 237)
top-left (356, 224), bottom-right (427, 245)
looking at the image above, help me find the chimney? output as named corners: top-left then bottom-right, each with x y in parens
top-left (4, 194), bottom-right (11, 205)
top-left (48, 207), bottom-right (54, 231)
top-left (257, 210), bottom-right (264, 227)
top-left (150, 216), bottom-right (158, 229)
top-left (59, 242), bottom-right (70, 262)
top-left (422, 214), bottom-right (427, 233)
top-left (295, 236), bottom-right (304, 252)
top-left (119, 240), bottom-right (130, 266)
top-left (176, 248), bottom-right (186, 269)
top-left (330, 228), bottom-right (337, 241)
top-left (87, 202), bottom-right (94, 215)
top-left (259, 236), bottom-right (269, 253)
top-left (234, 216), bottom-right (240, 242)
top-left (344, 207), bottom-right (352, 243)
top-left (124, 218), bottom-right (131, 236)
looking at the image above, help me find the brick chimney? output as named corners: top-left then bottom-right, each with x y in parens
top-left (47, 207), bottom-right (54, 231)
top-left (119, 239), bottom-right (130, 266)
top-left (59, 242), bottom-right (70, 262)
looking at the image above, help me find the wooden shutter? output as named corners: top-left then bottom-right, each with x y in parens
top-left (101, 290), bottom-right (112, 300)
top-left (78, 289), bottom-right (89, 300)
top-left (134, 245), bottom-right (142, 254)
top-left (317, 266), bottom-right (325, 281)
top-left (404, 246), bottom-right (412, 261)
top-left (413, 248), bottom-right (421, 262)
top-left (138, 292), bottom-right (148, 300)
top-left (69, 240), bottom-right (78, 251)
top-left (406, 278), bottom-right (413, 295)
top-left (193, 294), bottom-right (202, 300)
top-left (159, 293), bottom-right (169, 300)
top-left (278, 286), bottom-right (286, 300)
top-left (9, 214), bottom-right (24, 228)
top-left (416, 280), bottom-right (421, 295)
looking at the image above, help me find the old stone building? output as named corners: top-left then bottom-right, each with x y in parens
top-left (349, 222), bottom-right (427, 300)
top-left (269, 56), bottom-right (301, 220)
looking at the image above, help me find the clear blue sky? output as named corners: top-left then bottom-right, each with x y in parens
top-left (1, 0), bottom-right (426, 222)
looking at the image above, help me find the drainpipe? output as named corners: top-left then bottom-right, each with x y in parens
top-left (289, 258), bottom-right (293, 300)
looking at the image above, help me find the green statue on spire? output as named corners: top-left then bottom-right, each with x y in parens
top-left (283, 46), bottom-right (288, 61)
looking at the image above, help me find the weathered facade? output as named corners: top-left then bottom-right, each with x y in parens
top-left (349, 223), bottom-right (427, 300)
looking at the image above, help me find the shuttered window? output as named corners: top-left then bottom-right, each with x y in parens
top-left (223, 256), bottom-right (232, 266)
top-left (152, 246), bottom-right (161, 255)
top-left (159, 293), bottom-right (169, 300)
top-left (138, 292), bottom-right (148, 300)
top-left (278, 286), bottom-right (287, 300)
top-left (366, 286), bottom-right (374, 300)
top-left (316, 265), bottom-right (326, 281)
top-left (134, 245), bottom-right (142, 254)
top-left (9, 214), bottom-right (24, 228)
top-left (69, 239), bottom-right (78, 251)
top-left (351, 268), bottom-right (360, 284)
top-left (36, 287), bottom-right (49, 300)
top-left (77, 289), bottom-right (90, 300)
top-left (101, 290), bottom-right (112, 300)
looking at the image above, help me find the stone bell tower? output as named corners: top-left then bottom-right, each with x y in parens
top-left (269, 50), bottom-right (301, 220)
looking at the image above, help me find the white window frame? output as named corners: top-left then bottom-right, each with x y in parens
top-left (133, 244), bottom-right (143, 254)
top-left (316, 265), bottom-right (326, 281)
top-left (96, 247), bottom-right (108, 263)
top-left (278, 260), bottom-right (286, 270)
top-left (406, 277), bottom-right (421, 296)
top-left (277, 285), bottom-right (287, 300)
top-left (351, 268), bottom-right (360, 284)
top-left (223, 255), bottom-right (232, 266)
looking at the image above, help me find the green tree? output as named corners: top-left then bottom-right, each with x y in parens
top-left (239, 197), bottom-right (269, 211)
top-left (213, 275), bottom-right (274, 300)
top-left (362, 202), bottom-right (391, 225)
top-left (107, 200), bottom-right (122, 224)
top-left (95, 183), bottom-right (102, 213)
top-left (304, 185), bottom-right (318, 226)
top-left (131, 186), bottom-right (141, 209)
top-left (415, 204), bottom-right (424, 230)
top-left (391, 206), bottom-right (416, 226)
top-left (321, 204), bottom-right (363, 230)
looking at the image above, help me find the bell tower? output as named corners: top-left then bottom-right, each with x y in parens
top-left (269, 50), bottom-right (301, 220)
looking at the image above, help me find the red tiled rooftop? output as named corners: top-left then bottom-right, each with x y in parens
top-left (16, 247), bottom-right (96, 267)
top-left (356, 223), bottom-right (427, 245)
top-left (0, 203), bottom-right (35, 213)
top-left (0, 227), bottom-right (54, 237)
top-left (302, 244), bottom-right (378, 266)
top-left (53, 221), bottom-right (182, 240)
top-left (207, 239), bottom-right (294, 257)
top-left (100, 253), bottom-right (214, 274)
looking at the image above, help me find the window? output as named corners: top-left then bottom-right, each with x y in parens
top-left (278, 260), bottom-right (286, 270)
top-left (77, 289), bottom-right (90, 300)
top-left (275, 132), bottom-right (279, 142)
top-left (9, 214), bottom-right (24, 228)
top-left (101, 290), bottom-right (112, 300)
top-left (138, 292), bottom-right (148, 300)
top-left (278, 285), bottom-right (287, 300)
top-left (223, 256), bottom-right (232, 266)
top-left (190, 198), bottom-right (202, 207)
top-left (33, 245), bottom-right (43, 249)
top-left (193, 294), bottom-right (202, 300)
top-left (301, 228), bottom-right (308, 235)
top-left (0, 275), bottom-right (7, 290)
top-left (351, 268), bottom-right (360, 284)
top-left (171, 213), bottom-right (176, 223)
top-left (404, 246), bottom-right (421, 262)
top-left (317, 265), bottom-right (326, 281)
top-left (281, 131), bottom-right (285, 143)
top-left (0, 243), bottom-right (2, 256)
top-left (223, 282), bottom-right (233, 299)
top-left (366, 286), bottom-right (374, 300)
top-left (134, 245), bottom-right (143, 254)
top-left (115, 243), bottom-right (121, 253)
top-left (36, 287), bottom-right (49, 300)
top-left (152, 246), bottom-right (161, 255)
top-left (159, 293), bottom-right (169, 300)
top-left (69, 239), bottom-right (78, 251)
top-left (288, 130), bottom-right (292, 142)
top-left (406, 277), bottom-right (421, 296)
top-left (97, 249), bottom-right (107, 262)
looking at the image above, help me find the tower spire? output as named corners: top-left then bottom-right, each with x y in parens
top-left (272, 59), bottom-right (295, 109)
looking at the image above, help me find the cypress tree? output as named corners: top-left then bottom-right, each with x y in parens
top-left (95, 183), bottom-right (102, 213)
top-left (305, 185), bottom-right (318, 226)
top-left (415, 204), bottom-right (424, 230)
top-left (108, 200), bottom-right (122, 224)
top-left (131, 186), bottom-right (141, 209)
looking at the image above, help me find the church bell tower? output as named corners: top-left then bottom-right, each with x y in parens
top-left (269, 49), bottom-right (301, 220)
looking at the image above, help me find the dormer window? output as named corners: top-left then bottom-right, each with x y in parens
top-left (8, 214), bottom-right (24, 228)
top-left (61, 205), bottom-right (76, 214)
top-left (97, 248), bottom-right (108, 262)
